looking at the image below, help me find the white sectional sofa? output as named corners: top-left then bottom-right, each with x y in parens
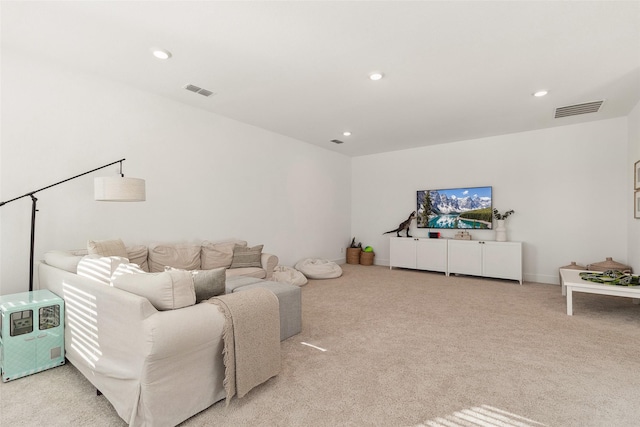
top-left (38, 239), bottom-right (301, 427)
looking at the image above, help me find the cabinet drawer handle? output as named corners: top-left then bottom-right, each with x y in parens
top-left (24, 337), bottom-right (36, 341)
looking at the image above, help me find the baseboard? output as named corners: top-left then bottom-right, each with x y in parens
top-left (524, 272), bottom-right (560, 285)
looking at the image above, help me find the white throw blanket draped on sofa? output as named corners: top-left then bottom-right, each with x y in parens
top-left (207, 287), bottom-right (281, 403)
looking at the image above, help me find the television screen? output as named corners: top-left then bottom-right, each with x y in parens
top-left (417, 186), bottom-right (493, 229)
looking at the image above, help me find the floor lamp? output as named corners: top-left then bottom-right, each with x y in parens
top-left (0, 158), bottom-right (145, 292)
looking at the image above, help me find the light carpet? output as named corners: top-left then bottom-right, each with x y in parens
top-left (1, 264), bottom-right (639, 426)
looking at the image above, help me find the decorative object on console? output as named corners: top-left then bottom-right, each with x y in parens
top-left (493, 209), bottom-right (514, 242)
top-left (417, 187), bottom-right (492, 229)
top-left (587, 257), bottom-right (632, 274)
top-left (454, 231), bottom-right (471, 240)
top-left (382, 211), bottom-right (416, 237)
top-left (428, 232), bottom-right (440, 238)
top-left (0, 158), bottom-right (145, 292)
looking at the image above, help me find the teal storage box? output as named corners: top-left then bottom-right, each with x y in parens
top-left (0, 289), bottom-right (65, 382)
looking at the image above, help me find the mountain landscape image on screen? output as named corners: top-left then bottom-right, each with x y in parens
top-left (417, 186), bottom-right (493, 229)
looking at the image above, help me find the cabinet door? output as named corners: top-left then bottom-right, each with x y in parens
top-left (448, 240), bottom-right (482, 276)
top-left (416, 239), bottom-right (448, 273)
top-left (482, 242), bottom-right (522, 282)
top-left (389, 238), bottom-right (416, 269)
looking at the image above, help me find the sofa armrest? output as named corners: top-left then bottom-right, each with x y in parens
top-left (261, 252), bottom-right (278, 280)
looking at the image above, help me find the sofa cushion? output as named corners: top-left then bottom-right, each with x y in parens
top-left (230, 244), bottom-right (263, 269)
top-left (111, 262), bottom-right (147, 282)
top-left (201, 240), bottom-right (247, 270)
top-left (148, 244), bottom-right (201, 272)
top-left (44, 250), bottom-right (84, 273)
top-left (226, 267), bottom-right (266, 280)
top-left (111, 269), bottom-right (196, 310)
top-left (126, 245), bottom-right (149, 272)
top-left (87, 238), bottom-right (128, 258)
top-left (166, 266), bottom-right (226, 302)
top-left (77, 255), bottom-right (130, 284)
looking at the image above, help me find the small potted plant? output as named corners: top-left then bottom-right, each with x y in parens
top-left (493, 209), bottom-right (514, 242)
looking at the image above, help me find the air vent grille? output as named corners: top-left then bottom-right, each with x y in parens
top-left (555, 100), bottom-right (604, 118)
top-left (330, 139), bottom-right (344, 144)
top-left (184, 84), bottom-right (215, 97)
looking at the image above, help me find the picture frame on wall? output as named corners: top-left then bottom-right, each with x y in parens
top-left (635, 160), bottom-right (640, 190)
top-left (635, 191), bottom-right (640, 219)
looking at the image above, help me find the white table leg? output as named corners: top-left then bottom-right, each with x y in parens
top-left (566, 287), bottom-right (573, 316)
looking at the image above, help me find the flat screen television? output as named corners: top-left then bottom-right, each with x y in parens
top-left (417, 186), bottom-right (493, 229)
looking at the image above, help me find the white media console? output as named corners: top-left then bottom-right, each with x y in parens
top-left (389, 237), bottom-right (522, 284)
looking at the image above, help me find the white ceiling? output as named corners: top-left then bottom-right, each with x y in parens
top-left (2, 1), bottom-right (639, 157)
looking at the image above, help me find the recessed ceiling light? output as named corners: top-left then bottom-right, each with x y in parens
top-left (533, 90), bottom-right (548, 97)
top-left (343, 131), bottom-right (352, 136)
top-left (151, 48), bottom-right (172, 60)
top-left (369, 72), bottom-right (384, 81)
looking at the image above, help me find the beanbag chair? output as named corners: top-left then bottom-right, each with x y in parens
top-left (272, 265), bottom-right (308, 287)
top-left (294, 258), bottom-right (343, 279)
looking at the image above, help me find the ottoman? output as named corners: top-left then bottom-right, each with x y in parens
top-left (228, 278), bottom-right (302, 341)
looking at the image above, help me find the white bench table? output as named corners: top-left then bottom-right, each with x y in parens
top-left (560, 269), bottom-right (640, 316)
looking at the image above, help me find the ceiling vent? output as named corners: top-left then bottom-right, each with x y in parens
top-left (184, 84), bottom-right (215, 97)
top-left (554, 100), bottom-right (604, 118)
top-left (330, 139), bottom-right (344, 144)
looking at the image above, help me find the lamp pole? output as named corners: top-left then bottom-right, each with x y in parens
top-left (0, 158), bottom-right (127, 292)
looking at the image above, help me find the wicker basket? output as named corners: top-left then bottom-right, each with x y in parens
top-left (587, 257), bottom-right (632, 273)
top-left (559, 261), bottom-right (586, 284)
top-left (346, 248), bottom-right (361, 264)
top-left (360, 251), bottom-right (375, 266)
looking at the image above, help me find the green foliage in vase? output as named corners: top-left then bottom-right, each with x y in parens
top-left (493, 209), bottom-right (514, 220)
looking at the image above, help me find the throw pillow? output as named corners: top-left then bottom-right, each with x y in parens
top-left (77, 255), bottom-right (130, 284)
top-left (87, 238), bottom-right (128, 258)
top-left (148, 244), bottom-right (201, 273)
top-left (111, 269), bottom-right (196, 311)
top-left (229, 244), bottom-right (263, 269)
top-left (201, 240), bottom-right (247, 270)
top-left (126, 245), bottom-right (149, 272)
top-left (165, 266), bottom-right (226, 301)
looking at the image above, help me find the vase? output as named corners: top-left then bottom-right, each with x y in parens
top-left (495, 219), bottom-right (507, 242)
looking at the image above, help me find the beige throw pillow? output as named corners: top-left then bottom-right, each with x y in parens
top-left (229, 244), bottom-right (263, 269)
top-left (166, 266), bottom-right (226, 301)
top-left (201, 240), bottom-right (247, 270)
top-left (111, 269), bottom-right (196, 311)
top-left (87, 238), bottom-right (128, 258)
